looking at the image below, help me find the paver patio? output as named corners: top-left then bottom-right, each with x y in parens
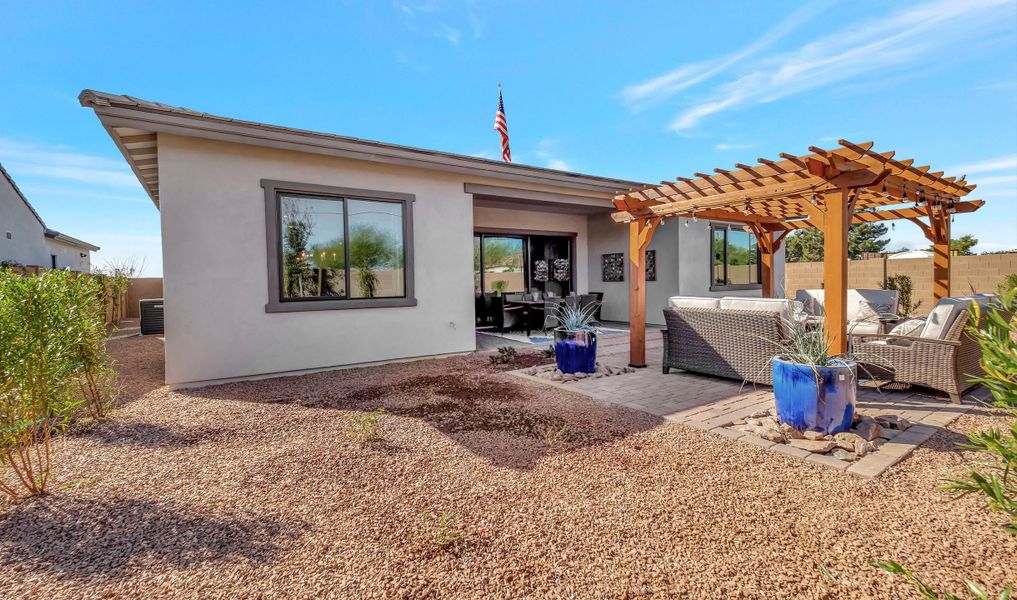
top-left (511, 330), bottom-right (983, 477)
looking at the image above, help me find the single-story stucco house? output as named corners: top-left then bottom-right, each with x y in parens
top-left (1, 163), bottom-right (99, 271)
top-left (79, 90), bottom-right (785, 387)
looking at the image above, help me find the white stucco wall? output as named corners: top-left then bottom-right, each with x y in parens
top-left (44, 238), bottom-right (91, 272)
top-left (587, 214), bottom-right (786, 325)
top-left (472, 206), bottom-right (590, 294)
top-left (157, 135), bottom-right (609, 385)
top-left (0, 174), bottom-right (48, 267)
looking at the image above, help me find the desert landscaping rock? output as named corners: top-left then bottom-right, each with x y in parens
top-left (854, 419), bottom-right (883, 441)
top-left (1, 334), bottom-right (1013, 599)
top-left (528, 363), bottom-right (634, 384)
top-left (803, 429), bottom-right (826, 441)
top-left (831, 448), bottom-right (858, 462)
top-left (789, 439), bottom-right (837, 453)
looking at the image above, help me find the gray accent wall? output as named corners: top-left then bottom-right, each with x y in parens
top-left (587, 214), bottom-right (786, 325)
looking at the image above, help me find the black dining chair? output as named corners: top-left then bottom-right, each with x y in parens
top-left (489, 295), bottom-right (526, 334)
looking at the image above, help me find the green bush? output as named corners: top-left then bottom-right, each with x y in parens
top-left (998, 273), bottom-right (1017, 296)
top-left (0, 268), bottom-right (116, 499)
top-left (881, 274), bottom-right (922, 318)
top-left (347, 408), bottom-right (385, 446)
top-left (966, 289), bottom-right (1017, 407)
top-left (869, 290), bottom-right (1017, 595)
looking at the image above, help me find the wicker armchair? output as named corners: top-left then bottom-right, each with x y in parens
top-left (662, 307), bottom-right (786, 385)
top-left (852, 309), bottom-right (1000, 403)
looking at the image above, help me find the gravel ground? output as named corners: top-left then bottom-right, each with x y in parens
top-left (1, 335), bottom-right (1014, 599)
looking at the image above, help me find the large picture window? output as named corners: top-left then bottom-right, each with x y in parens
top-left (711, 225), bottom-right (760, 290)
top-left (264, 180), bottom-right (415, 312)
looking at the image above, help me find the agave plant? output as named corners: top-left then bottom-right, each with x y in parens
top-left (551, 300), bottom-right (600, 333)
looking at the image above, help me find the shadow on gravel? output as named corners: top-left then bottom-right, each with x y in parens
top-left (0, 496), bottom-right (299, 581)
top-left (84, 420), bottom-right (226, 449)
top-left (106, 334), bottom-right (166, 405)
top-left (178, 352), bottom-right (664, 470)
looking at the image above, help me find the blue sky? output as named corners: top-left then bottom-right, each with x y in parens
top-left (2, 0), bottom-right (1015, 276)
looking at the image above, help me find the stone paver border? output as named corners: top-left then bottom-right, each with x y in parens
top-left (509, 340), bottom-right (976, 478)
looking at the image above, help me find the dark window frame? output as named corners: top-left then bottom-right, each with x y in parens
top-left (709, 223), bottom-right (762, 292)
top-left (262, 179), bottom-right (416, 313)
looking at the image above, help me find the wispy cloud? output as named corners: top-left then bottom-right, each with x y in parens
top-left (948, 154), bottom-right (1017, 176)
top-left (393, 0), bottom-right (485, 47)
top-left (714, 142), bottom-right (755, 152)
top-left (619, 1), bottom-right (830, 112)
top-left (534, 138), bottom-right (571, 171)
top-left (621, 0), bottom-right (1015, 133)
top-left (947, 154), bottom-right (1017, 201)
top-left (0, 137), bottom-right (140, 189)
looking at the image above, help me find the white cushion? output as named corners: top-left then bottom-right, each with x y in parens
top-left (795, 288), bottom-right (899, 323)
top-left (795, 289), bottom-right (825, 317)
top-left (887, 318), bottom-right (925, 346)
top-left (668, 296), bottom-right (720, 309)
top-left (852, 289), bottom-right (899, 318)
top-left (847, 321), bottom-right (881, 335)
top-left (919, 297), bottom-right (987, 340)
top-left (719, 297), bottom-right (794, 315)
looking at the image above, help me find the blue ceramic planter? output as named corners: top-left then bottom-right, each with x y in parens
top-left (554, 329), bottom-right (597, 374)
top-left (772, 357), bottom-right (857, 434)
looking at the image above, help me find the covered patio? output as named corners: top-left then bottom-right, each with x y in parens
top-left (611, 139), bottom-right (984, 366)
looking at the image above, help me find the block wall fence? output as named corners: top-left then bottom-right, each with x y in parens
top-left (784, 252), bottom-right (1017, 315)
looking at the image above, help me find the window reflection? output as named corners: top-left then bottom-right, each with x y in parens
top-left (280, 195), bottom-right (346, 299)
top-left (347, 199), bottom-right (405, 299)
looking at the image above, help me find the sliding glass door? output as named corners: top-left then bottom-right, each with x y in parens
top-left (479, 236), bottom-right (525, 294)
top-left (473, 232), bottom-right (574, 296)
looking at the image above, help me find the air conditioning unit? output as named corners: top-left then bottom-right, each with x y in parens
top-left (139, 298), bottom-right (164, 335)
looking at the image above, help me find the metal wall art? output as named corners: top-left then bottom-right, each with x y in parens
top-left (602, 253), bottom-right (624, 282)
top-left (552, 258), bottom-right (570, 282)
top-left (646, 250), bottom-right (656, 282)
top-left (533, 260), bottom-right (549, 282)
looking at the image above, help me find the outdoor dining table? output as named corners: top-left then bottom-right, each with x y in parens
top-left (504, 299), bottom-right (545, 337)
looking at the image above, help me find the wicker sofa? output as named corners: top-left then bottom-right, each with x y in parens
top-left (661, 297), bottom-right (796, 385)
top-left (852, 295), bottom-right (1003, 403)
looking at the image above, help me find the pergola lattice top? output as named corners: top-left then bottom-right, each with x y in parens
top-left (611, 139), bottom-right (983, 232)
top-left (610, 138), bottom-right (987, 365)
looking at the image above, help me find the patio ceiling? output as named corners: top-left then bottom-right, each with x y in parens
top-left (611, 139), bottom-right (986, 367)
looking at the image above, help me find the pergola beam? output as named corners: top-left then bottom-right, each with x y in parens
top-left (612, 140), bottom-right (983, 365)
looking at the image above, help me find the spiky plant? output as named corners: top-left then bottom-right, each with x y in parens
top-left (551, 300), bottom-right (600, 333)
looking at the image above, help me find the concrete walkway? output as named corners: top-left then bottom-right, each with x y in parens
top-left (511, 330), bottom-right (981, 478)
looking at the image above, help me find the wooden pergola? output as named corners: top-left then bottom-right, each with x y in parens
top-left (612, 139), bottom-right (984, 367)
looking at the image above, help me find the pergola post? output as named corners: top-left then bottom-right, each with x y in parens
top-left (931, 206), bottom-right (952, 301)
top-left (750, 226), bottom-right (789, 299)
top-left (822, 188), bottom-right (854, 355)
top-left (627, 217), bottom-right (661, 368)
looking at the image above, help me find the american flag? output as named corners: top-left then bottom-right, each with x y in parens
top-left (493, 85), bottom-right (511, 162)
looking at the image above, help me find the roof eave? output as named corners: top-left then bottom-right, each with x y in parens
top-left (44, 229), bottom-right (100, 252)
top-left (79, 89), bottom-right (645, 210)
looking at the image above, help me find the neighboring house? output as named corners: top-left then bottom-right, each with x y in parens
top-left (1, 163), bottom-right (99, 271)
top-left (888, 249), bottom-right (934, 260)
top-left (80, 90), bottom-right (785, 386)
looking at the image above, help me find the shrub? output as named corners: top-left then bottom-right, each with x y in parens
top-left (537, 422), bottom-right (569, 454)
top-left (998, 273), bottom-right (1017, 296)
top-left (489, 346), bottom-right (517, 365)
top-left (966, 290), bottom-right (1017, 407)
top-left (346, 408), bottom-right (385, 445)
top-left (0, 268), bottom-right (115, 499)
top-left (869, 290), bottom-right (1017, 593)
top-left (869, 560), bottom-right (1011, 599)
top-left (881, 274), bottom-right (922, 318)
top-left (409, 508), bottom-right (467, 551)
